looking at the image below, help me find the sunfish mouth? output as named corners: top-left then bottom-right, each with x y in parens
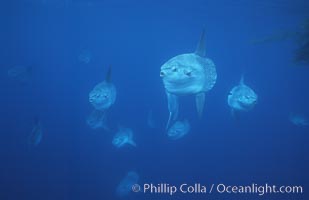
top-left (160, 71), bottom-right (165, 77)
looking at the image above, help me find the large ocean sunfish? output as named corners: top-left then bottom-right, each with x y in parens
top-left (160, 30), bottom-right (217, 128)
top-left (89, 67), bottom-right (116, 111)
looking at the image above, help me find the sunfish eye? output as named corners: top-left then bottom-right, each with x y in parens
top-left (185, 71), bottom-right (192, 76)
top-left (172, 67), bottom-right (177, 72)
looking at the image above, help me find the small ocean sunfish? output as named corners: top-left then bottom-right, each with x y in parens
top-left (228, 75), bottom-right (257, 114)
top-left (86, 109), bottom-right (109, 131)
top-left (8, 65), bottom-right (32, 84)
top-left (89, 67), bottom-right (116, 111)
top-left (112, 127), bottom-right (136, 148)
top-left (116, 171), bottom-right (139, 197)
top-left (167, 120), bottom-right (190, 140)
top-left (289, 113), bottom-right (308, 126)
top-left (78, 49), bottom-right (92, 64)
top-left (28, 117), bottom-right (42, 146)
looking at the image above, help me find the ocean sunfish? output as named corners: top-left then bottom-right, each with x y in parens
top-left (228, 75), bottom-right (258, 114)
top-left (89, 67), bottom-right (116, 111)
top-left (78, 49), bottom-right (92, 64)
top-left (8, 65), bottom-right (32, 84)
top-left (289, 113), bottom-right (308, 126)
top-left (167, 120), bottom-right (190, 140)
top-left (116, 171), bottom-right (139, 197)
top-left (86, 109), bottom-right (109, 131)
top-left (112, 127), bottom-right (136, 148)
top-left (160, 30), bottom-right (217, 128)
top-left (28, 117), bottom-right (42, 146)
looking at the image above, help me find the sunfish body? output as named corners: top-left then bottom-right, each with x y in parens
top-left (8, 65), bottom-right (32, 84)
top-left (116, 171), bottom-right (139, 197)
top-left (289, 113), bottom-right (308, 126)
top-left (228, 76), bottom-right (258, 114)
top-left (112, 127), bottom-right (136, 148)
top-left (160, 30), bottom-right (217, 128)
top-left (78, 49), bottom-right (92, 64)
top-left (167, 120), bottom-right (190, 140)
top-left (86, 109), bottom-right (109, 131)
top-left (89, 67), bottom-right (116, 111)
top-left (28, 117), bottom-right (42, 146)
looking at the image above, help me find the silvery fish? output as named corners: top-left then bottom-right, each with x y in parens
top-left (289, 113), bottom-right (308, 126)
top-left (116, 171), bottom-right (139, 197)
top-left (160, 30), bottom-right (217, 128)
top-left (167, 120), bottom-right (190, 140)
top-left (78, 49), bottom-right (92, 64)
top-left (112, 127), bottom-right (136, 148)
top-left (228, 75), bottom-right (257, 115)
top-left (89, 67), bottom-right (116, 111)
top-left (8, 65), bottom-right (32, 84)
top-left (86, 109), bottom-right (109, 131)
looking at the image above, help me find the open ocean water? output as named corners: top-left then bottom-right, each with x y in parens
top-left (0, 0), bottom-right (309, 199)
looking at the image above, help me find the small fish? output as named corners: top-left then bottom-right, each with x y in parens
top-left (89, 67), bottom-right (116, 111)
top-left (228, 75), bottom-right (258, 115)
top-left (160, 30), bottom-right (217, 128)
top-left (112, 127), bottom-right (136, 148)
top-left (116, 171), bottom-right (139, 197)
top-left (289, 113), bottom-right (308, 126)
top-left (167, 120), bottom-right (190, 140)
top-left (78, 49), bottom-right (92, 64)
top-left (86, 109), bottom-right (109, 131)
top-left (28, 117), bottom-right (42, 146)
top-left (7, 65), bottom-right (32, 84)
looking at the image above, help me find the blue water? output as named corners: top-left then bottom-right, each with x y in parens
top-left (1, 0), bottom-right (309, 199)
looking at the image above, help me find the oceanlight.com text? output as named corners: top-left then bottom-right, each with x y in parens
top-left (131, 183), bottom-right (304, 196)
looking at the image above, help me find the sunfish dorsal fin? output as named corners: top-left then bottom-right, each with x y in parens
top-left (195, 29), bottom-right (206, 57)
top-left (240, 74), bottom-right (245, 85)
top-left (105, 66), bottom-right (112, 82)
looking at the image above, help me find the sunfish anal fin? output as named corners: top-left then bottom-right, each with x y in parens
top-left (166, 92), bottom-right (179, 129)
top-left (196, 93), bottom-right (205, 118)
